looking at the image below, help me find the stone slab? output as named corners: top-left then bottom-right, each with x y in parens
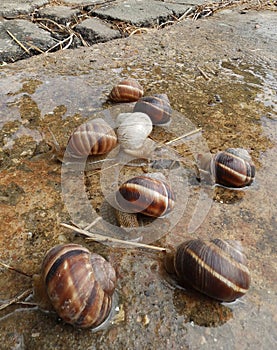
top-left (0, 0), bottom-right (49, 17)
top-left (38, 6), bottom-right (81, 25)
top-left (92, 0), bottom-right (188, 26)
top-left (75, 17), bottom-right (121, 43)
top-left (0, 19), bottom-right (57, 63)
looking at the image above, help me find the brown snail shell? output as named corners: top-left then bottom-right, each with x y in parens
top-left (133, 93), bottom-right (172, 125)
top-left (115, 174), bottom-right (175, 218)
top-left (109, 78), bottom-right (143, 102)
top-left (41, 243), bottom-right (116, 328)
top-left (66, 118), bottom-right (117, 158)
top-left (174, 239), bottom-right (251, 302)
top-left (211, 148), bottom-right (255, 188)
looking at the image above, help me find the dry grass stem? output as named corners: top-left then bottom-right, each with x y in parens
top-left (0, 288), bottom-right (33, 311)
top-left (6, 30), bottom-right (30, 54)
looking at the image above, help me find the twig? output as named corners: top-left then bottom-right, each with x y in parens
top-left (6, 30), bottom-right (30, 54)
top-left (197, 66), bottom-right (210, 81)
top-left (165, 128), bottom-right (202, 145)
top-left (61, 222), bottom-right (167, 252)
top-left (0, 261), bottom-right (32, 278)
top-left (0, 288), bottom-right (33, 311)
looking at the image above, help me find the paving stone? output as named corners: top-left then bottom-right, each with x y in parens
top-left (164, 0), bottom-right (208, 4)
top-left (0, 19), bottom-right (57, 63)
top-left (75, 17), bottom-right (121, 44)
top-left (62, 0), bottom-right (109, 5)
top-left (0, 0), bottom-right (49, 18)
top-left (92, 0), bottom-right (188, 26)
top-left (38, 6), bottom-right (81, 25)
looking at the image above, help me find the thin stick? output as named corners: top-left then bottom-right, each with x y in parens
top-left (165, 128), bottom-right (202, 145)
top-left (197, 66), bottom-right (210, 81)
top-left (0, 288), bottom-right (33, 311)
top-left (0, 261), bottom-right (32, 278)
top-left (84, 217), bottom-right (102, 231)
top-left (6, 30), bottom-right (30, 54)
top-left (61, 223), bottom-right (167, 252)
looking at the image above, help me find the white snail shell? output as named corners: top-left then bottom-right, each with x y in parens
top-left (116, 112), bottom-right (153, 152)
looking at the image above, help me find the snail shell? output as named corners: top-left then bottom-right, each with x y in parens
top-left (133, 94), bottom-right (172, 125)
top-left (115, 174), bottom-right (175, 217)
top-left (41, 243), bottom-right (116, 328)
top-left (67, 118), bottom-right (117, 158)
top-left (174, 239), bottom-right (251, 302)
top-left (109, 78), bottom-right (143, 102)
top-left (116, 112), bottom-right (153, 154)
top-left (211, 148), bottom-right (255, 188)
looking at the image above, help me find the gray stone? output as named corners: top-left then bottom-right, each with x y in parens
top-left (0, 19), bottom-right (57, 63)
top-left (75, 17), bottom-right (121, 44)
top-left (62, 0), bottom-right (109, 5)
top-left (0, 0), bottom-right (49, 17)
top-left (92, 0), bottom-right (189, 26)
top-left (38, 6), bottom-right (81, 25)
top-left (164, 0), bottom-right (209, 4)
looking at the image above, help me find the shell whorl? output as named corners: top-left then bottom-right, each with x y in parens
top-left (67, 118), bottom-right (117, 157)
top-left (115, 175), bottom-right (175, 218)
top-left (109, 78), bottom-right (143, 102)
top-left (174, 239), bottom-right (251, 302)
top-left (41, 244), bottom-right (116, 328)
top-left (211, 148), bottom-right (255, 188)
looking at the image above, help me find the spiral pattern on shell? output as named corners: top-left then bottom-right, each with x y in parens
top-left (109, 78), bottom-right (143, 102)
top-left (41, 244), bottom-right (116, 328)
top-left (67, 118), bottom-right (117, 157)
top-left (133, 94), bottom-right (172, 125)
top-left (174, 239), bottom-right (251, 302)
top-left (116, 175), bottom-right (175, 218)
top-left (211, 148), bottom-right (255, 188)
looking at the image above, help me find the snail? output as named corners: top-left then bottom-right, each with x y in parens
top-left (171, 238), bottom-right (251, 302)
top-left (198, 148), bottom-right (256, 188)
top-left (66, 118), bottom-right (118, 158)
top-left (109, 78), bottom-right (143, 102)
top-left (39, 243), bottom-right (117, 328)
top-left (133, 94), bottom-right (172, 125)
top-left (115, 173), bottom-right (175, 218)
top-left (116, 112), bottom-right (155, 158)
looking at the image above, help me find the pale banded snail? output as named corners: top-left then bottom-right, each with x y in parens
top-left (211, 148), bottom-right (255, 188)
top-left (66, 118), bottom-right (117, 158)
top-left (115, 174), bottom-right (175, 218)
top-left (41, 244), bottom-right (116, 328)
top-left (109, 78), bottom-right (143, 102)
top-left (173, 239), bottom-right (251, 302)
top-left (133, 94), bottom-right (172, 125)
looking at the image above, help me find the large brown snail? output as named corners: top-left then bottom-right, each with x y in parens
top-left (115, 174), bottom-right (175, 219)
top-left (1, 244), bottom-right (117, 329)
top-left (198, 148), bottom-right (256, 188)
top-left (170, 238), bottom-right (251, 302)
top-left (133, 94), bottom-right (172, 125)
top-left (109, 78), bottom-right (143, 102)
top-left (66, 118), bottom-right (118, 158)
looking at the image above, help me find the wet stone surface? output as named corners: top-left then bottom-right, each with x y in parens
top-left (0, 4), bottom-right (277, 350)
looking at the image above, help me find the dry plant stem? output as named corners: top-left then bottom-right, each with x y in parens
top-left (0, 261), bottom-right (32, 278)
top-left (6, 30), bottom-right (30, 54)
top-left (61, 223), bottom-right (167, 252)
top-left (0, 288), bottom-right (33, 311)
top-left (165, 128), bottom-right (203, 145)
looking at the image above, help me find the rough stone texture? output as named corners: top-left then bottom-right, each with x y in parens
top-left (75, 17), bottom-right (121, 43)
top-left (38, 6), bottom-right (81, 25)
top-left (0, 19), bottom-right (57, 63)
top-left (92, 0), bottom-right (188, 26)
top-left (0, 0), bottom-right (49, 17)
top-left (62, 0), bottom-right (106, 4)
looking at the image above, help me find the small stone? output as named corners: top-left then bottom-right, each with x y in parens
top-left (38, 6), bottom-right (80, 25)
top-left (75, 18), bottom-right (121, 44)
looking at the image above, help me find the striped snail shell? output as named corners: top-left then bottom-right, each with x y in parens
top-left (133, 93), bottom-right (172, 125)
top-left (174, 239), bottom-right (251, 302)
top-left (115, 174), bottom-right (175, 217)
top-left (67, 118), bottom-right (117, 158)
top-left (41, 244), bottom-right (116, 328)
top-left (116, 112), bottom-right (153, 154)
top-left (211, 148), bottom-right (255, 188)
top-left (109, 78), bottom-right (143, 102)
